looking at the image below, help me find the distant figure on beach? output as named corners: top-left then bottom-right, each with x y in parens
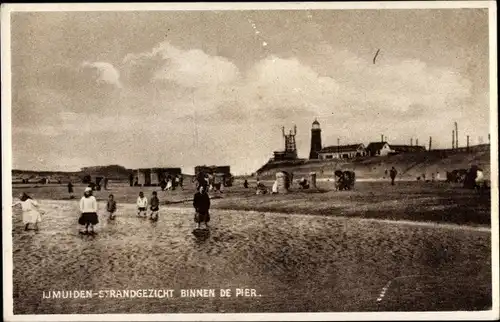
top-left (67, 181), bottom-right (74, 199)
top-left (243, 179), bottom-right (249, 188)
top-left (166, 177), bottom-right (173, 191)
top-left (390, 167), bottom-right (397, 185)
top-left (178, 175), bottom-right (184, 190)
top-left (384, 169), bottom-right (388, 179)
top-left (106, 194), bottom-right (117, 220)
top-left (171, 175), bottom-right (177, 191)
top-left (256, 180), bottom-right (268, 195)
top-left (475, 168), bottom-right (485, 188)
top-left (195, 172), bottom-right (207, 190)
top-left (79, 187), bottom-right (98, 235)
top-left (193, 185), bottom-right (211, 229)
top-left (174, 175), bottom-right (180, 190)
top-left (149, 191), bottom-right (160, 221)
top-left (13, 193), bottom-right (43, 231)
top-left (436, 172), bottom-right (441, 181)
top-left (129, 173), bottom-right (134, 187)
top-left (271, 180), bottom-right (278, 194)
top-left (160, 178), bottom-right (167, 191)
top-left (103, 177), bottom-right (109, 190)
top-left (136, 191), bottom-right (148, 217)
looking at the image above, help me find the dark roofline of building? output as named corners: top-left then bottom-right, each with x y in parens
top-left (366, 142), bottom-right (389, 150)
top-left (319, 144), bottom-right (365, 153)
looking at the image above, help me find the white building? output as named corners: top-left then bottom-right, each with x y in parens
top-left (366, 142), bottom-right (393, 156)
top-left (318, 144), bottom-right (367, 160)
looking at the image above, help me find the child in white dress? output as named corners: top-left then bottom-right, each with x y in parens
top-left (14, 193), bottom-right (43, 231)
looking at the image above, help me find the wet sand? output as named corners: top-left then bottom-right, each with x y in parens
top-left (11, 200), bottom-right (491, 314)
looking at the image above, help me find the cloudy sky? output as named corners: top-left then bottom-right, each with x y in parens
top-left (10, 8), bottom-right (490, 174)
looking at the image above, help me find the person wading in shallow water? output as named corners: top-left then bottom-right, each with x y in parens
top-left (13, 193), bottom-right (43, 231)
top-left (136, 191), bottom-right (148, 217)
top-left (79, 187), bottom-right (98, 235)
top-left (193, 185), bottom-right (211, 229)
top-left (106, 194), bottom-right (117, 220)
top-left (390, 167), bottom-right (398, 186)
top-left (149, 191), bottom-right (160, 221)
top-left (67, 181), bottom-right (74, 199)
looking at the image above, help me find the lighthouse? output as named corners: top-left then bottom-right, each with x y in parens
top-left (309, 119), bottom-right (322, 159)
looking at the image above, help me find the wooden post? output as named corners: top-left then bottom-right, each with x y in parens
top-left (455, 122), bottom-right (458, 148)
top-left (416, 138), bottom-right (419, 146)
top-left (429, 136), bottom-right (432, 151)
top-left (467, 135), bottom-right (470, 151)
top-left (452, 130), bottom-right (455, 149)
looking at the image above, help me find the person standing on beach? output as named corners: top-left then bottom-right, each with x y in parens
top-left (137, 191), bottom-right (148, 217)
top-left (165, 177), bottom-right (173, 191)
top-left (13, 193), bottom-right (43, 231)
top-left (193, 185), bottom-right (211, 229)
top-left (178, 175), bottom-right (184, 190)
top-left (271, 179), bottom-right (278, 194)
top-left (106, 194), bottom-right (117, 220)
top-left (389, 167), bottom-right (397, 185)
top-left (79, 187), bottom-right (98, 235)
top-left (67, 181), bottom-right (74, 199)
top-left (149, 191), bottom-right (160, 221)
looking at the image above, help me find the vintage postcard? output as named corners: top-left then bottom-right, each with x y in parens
top-left (1, 1), bottom-right (498, 321)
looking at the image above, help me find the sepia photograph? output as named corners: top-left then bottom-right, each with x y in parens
top-left (1, 2), bottom-right (498, 321)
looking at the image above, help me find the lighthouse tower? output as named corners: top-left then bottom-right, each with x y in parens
top-left (309, 119), bottom-right (322, 159)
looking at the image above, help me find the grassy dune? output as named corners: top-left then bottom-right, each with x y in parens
top-left (256, 149), bottom-right (491, 181)
top-left (11, 200), bottom-right (491, 314)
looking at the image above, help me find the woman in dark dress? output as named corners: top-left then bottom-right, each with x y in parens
top-left (193, 185), bottom-right (211, 228)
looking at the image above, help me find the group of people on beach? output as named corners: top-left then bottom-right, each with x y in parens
top-left (13, 182), bottom-right (212, 234)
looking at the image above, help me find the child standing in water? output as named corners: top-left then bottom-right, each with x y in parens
top-left (106, 194), bottom-right (117, 220)
top-left (136, 191), bottom-right (148, 217)
top-left (149, 191), bottom-right (160, 221)
top-left (79, 187), bottom-right (98, 235)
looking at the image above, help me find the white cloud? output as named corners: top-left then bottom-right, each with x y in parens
top-left (123, 41), bottom-right (240, 89)
top-left (81, 61), bottom-right (122, 88)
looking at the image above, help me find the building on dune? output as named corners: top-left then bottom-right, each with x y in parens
top-left (317, 144), bottom-right (367, 160)
top-left (366, 142), bottom-right (427, 156)
top-left (133, 168), bottom-right (182, 186)
top-left (194, 165), bottom-right (234, 187)
top-left (366, 142), bottom-right (394, 156)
